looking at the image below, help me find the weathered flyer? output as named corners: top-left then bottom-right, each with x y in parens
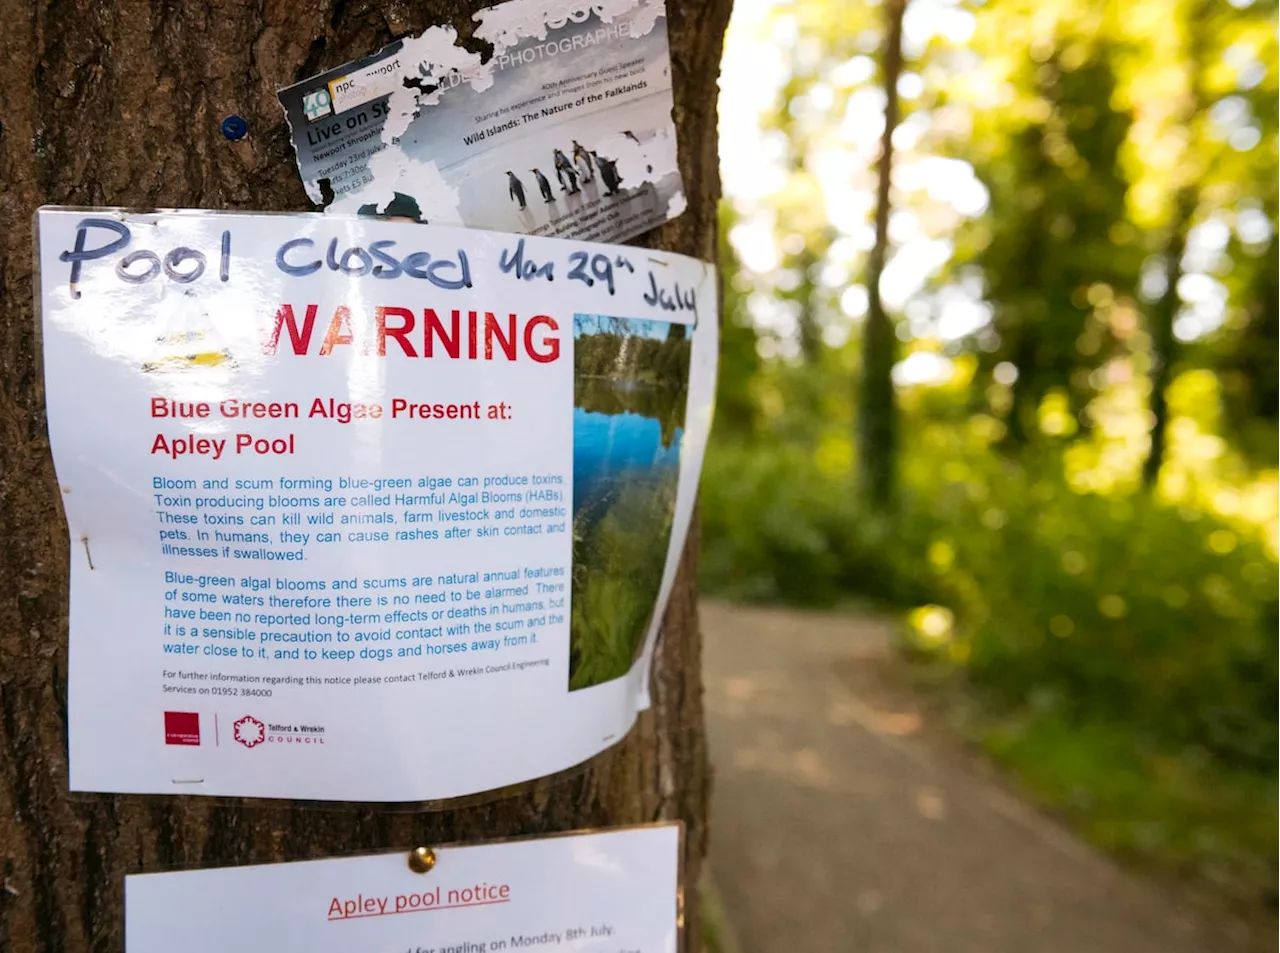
top-left (277, 0), bottom-right (684, 244)
top-left (38, 207), bottom-right (716, 801)
top-left (127, 825), bottom-right (681, 951)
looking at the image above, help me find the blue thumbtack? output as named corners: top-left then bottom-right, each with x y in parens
top-left (221, 115), bottom-right (248, 141)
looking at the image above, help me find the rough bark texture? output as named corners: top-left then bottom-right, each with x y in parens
top-left (0, 1), bottom-right (731, 949)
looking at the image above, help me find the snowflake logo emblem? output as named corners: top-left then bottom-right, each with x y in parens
top-left (233, 715), bottom-right (266, 748)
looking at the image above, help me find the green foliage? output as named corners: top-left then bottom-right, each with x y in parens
top-left (575, 319), bottom-right (692, 394)
top-left (712, 0), bottom-right (1278, 906)
top-left (956, 41), bottom-right (1141, 434)
top-left (701, 440), bottom-right (914, 606)
top-left (1218, 240), bottom-right (1279, 457)
top-left (701, 415), bottom-right (1278, 899)
top-left (982, 713), bottom-right (1277, 901)
top-left (703, 420), bottom-right (1278, 765)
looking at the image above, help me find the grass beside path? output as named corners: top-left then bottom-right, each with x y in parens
top-left (901, 656), bottom-right (1279, 921)
top-left (979, 711), bottom-right (1278, 911)
top-left (699, 875), bottom-right (743, 953)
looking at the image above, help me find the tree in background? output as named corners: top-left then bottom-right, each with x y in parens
top-left (1217, 221), bottom-right (1278, 457)
top-left (1213, 7), bottom-right (1280, 460)
top-left (952, 18), bottom-right (1138, 447)
top-left (1142, 0), bottom-right (1209, 486)
top-left (0, 1), bottom-right (732, 947)
top-left (719, 0), bottom-right (924, 504)
top-left (707, 0), bottom-right (1277, 911)
top-left (859, 0), bottom-right (908, 504)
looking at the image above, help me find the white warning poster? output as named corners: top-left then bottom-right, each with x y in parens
top-left (126, 824), bottom-right (681, 952)
top-left (37, 207), bottom-right (716, 801)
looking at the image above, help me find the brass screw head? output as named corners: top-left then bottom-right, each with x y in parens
top-left (408, 847), bottom-right (437, 873)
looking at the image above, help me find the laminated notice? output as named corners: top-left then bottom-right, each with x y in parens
top-left (277, 0), bottom-right (685, 245)
top-left (126, 824), bottom-right (681, 951)
top-left (37, 207), bottom-right (716, 801)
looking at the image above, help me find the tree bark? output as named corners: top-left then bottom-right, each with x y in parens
top-left (0, 1), bottom-right (731, 949)
top-left (858, 0), bottom-right (905, 506)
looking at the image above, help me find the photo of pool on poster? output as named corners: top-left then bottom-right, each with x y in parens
top-left (570, 314), bottom-right (690, 691)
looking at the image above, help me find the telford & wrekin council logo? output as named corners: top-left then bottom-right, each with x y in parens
top-left (231, 715), bottom-right (327, 749)
top-left (233, 715), bottom-right (266, 748)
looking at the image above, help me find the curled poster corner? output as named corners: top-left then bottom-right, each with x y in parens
top-left (278, 0), bottom-right (686, 244)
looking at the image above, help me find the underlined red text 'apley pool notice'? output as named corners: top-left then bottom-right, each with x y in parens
top-left (125, 825), bottom-right (681, 952)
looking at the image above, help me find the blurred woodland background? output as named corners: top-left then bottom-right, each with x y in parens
top-left (704, 0), bottom-right (1278, 912)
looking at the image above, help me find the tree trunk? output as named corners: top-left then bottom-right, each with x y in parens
top-left (794, 244), bottom-right (824, 364)
top-left (1143, 186), bottom-right (1195, 488)
top-left (999, 124), bottom-right (1051, 451)
top-left (1143, 0), bottom-right (1208, 488)
top-left (858, 0), bottom-right (906, 506)
top-left (0, 1), bottom-right (731, 949)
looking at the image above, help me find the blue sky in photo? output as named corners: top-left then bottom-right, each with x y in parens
top-left (573, 314), bottom-right (671, 340)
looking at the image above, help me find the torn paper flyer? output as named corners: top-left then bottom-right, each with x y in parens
top-left (278, 0), bottom-right (685, 245)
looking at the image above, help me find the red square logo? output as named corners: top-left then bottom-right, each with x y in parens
top-left (164, 711), bottom-right (200, 746)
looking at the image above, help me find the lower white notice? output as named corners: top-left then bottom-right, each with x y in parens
top-left (126, 824), bottom-right (680, 952)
